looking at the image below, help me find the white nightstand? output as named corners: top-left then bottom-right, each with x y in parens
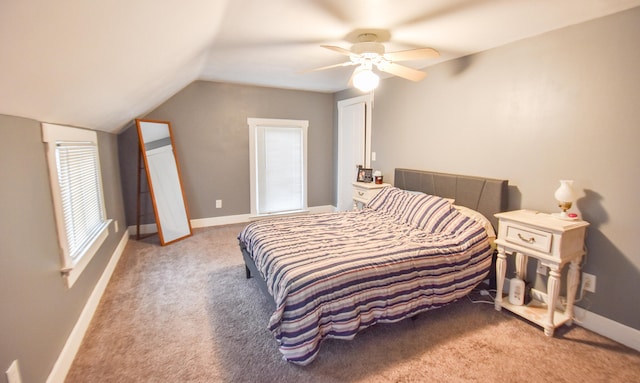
top-left (352, 182), bottom-right (390, 210)
top-left (493, 209), bottom-right (589, 336)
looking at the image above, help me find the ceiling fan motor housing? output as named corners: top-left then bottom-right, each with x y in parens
top-left (351, 42), bottom-right (385, 57)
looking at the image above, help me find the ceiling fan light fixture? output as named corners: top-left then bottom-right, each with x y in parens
top-left (312, 29), bottom-right (438, 88)
top-left (352, 66), bottom-right (379, 92)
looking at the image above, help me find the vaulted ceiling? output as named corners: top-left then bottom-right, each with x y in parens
top-left (2, 0), bottom-right (639, 133)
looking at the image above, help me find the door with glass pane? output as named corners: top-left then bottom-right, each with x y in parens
top-left (248, 118), bottom-right (309, 216)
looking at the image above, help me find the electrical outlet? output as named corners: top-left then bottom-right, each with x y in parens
top-left (6, 360), bottom-right (22, 383)
top-left (582, 272), bottom-right (596, 293)
top-left (536, 260), bottom-right (548, 276)
top-left (114, 220), bottom-right (119, 233)
top-left (215, 199), bottom-right (222, 209)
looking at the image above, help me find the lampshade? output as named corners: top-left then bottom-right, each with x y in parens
top-left (554, 180), bottom-right (575, 203)
top-left (352, 66), bottom-right (379, 92)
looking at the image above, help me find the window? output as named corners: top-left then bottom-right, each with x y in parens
top-left (42, 123), bottom-right (111, 288)
top-left (248, 118), bottom-right (308, 216)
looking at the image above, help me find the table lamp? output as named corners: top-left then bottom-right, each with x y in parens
top-left (553, 180), bottom-right (575, 220)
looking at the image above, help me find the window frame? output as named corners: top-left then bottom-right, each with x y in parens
top-left (42, 123), bottom-right (111, 288)
top-left (248, 118), bottom-right (309, 217)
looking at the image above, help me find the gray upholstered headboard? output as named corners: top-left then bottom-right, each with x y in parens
top-left (394, 168), bottom-right (508, 230)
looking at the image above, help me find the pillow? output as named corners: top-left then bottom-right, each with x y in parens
top-left (406, 190), bottom-right (455, 205)
top-left (367, 187), bottom-right (457, 232)
top-left (403, 193), bottom-right (455, 232)
top-left (366, 187), bottom-right (419, 221)
top-left (453, 205), bottom-right (496, 239)
top-left (365, 186), bottom-right (401, 212)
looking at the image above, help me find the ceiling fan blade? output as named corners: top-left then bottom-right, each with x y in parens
top-left (300, 61), bottom-right (356, 73)
top-left (321, 44), bottom-right (356, 57)
top-left (378, 62), bottom-right (427, 81)
top-left (385, 47), bottom-right (440, 62)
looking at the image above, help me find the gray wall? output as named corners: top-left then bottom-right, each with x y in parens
top-left (338, 8), bottom-right (640, 330)
top-left (0, 114), bottom-right (126, 383)
top-left (119, 81), bottom-right (335, 225)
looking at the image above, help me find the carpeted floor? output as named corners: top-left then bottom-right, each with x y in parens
top-left (66, 223), bottom-right (640, 382)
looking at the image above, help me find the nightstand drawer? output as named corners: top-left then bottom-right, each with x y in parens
top-left (504, 224), bottom-right (552, 253)
top-left (352, 182), bottom-right (389, 210)
top-left (352, 187), bottom-right (379, 202)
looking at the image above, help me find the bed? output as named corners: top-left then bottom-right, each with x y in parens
top-left (238, 168), bottom-right (508, 365)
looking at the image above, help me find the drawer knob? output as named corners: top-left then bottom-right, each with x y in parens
top-left (358, 191), bottom-right (364, 196)
top-left (518, 233), bottom-right (536, 244)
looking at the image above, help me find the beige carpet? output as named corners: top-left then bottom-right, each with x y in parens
top-left (66, 223), bottom-right (640, 382)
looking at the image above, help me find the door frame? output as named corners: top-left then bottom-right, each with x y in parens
top-left (337, 94), bottom-right (373, 210)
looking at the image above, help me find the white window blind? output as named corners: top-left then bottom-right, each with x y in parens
top-left (260, 126), bottom-right (303, 213)
top-left (55, 141), bottom-right (106, 260)
top-left (248, 118), bottom-right (308, 216)
top-left (42, 123), bottom-right (110, 288)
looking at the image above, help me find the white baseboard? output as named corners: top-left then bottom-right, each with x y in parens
top-left (502, 279), bottom-right (639, 352)
top-left (574, 306), bottom-right (640, 352)
top-left (192, 205), bottom-right (337, 227)
top-left (129, 205), bottom-right (338, 233)
top-left (47, 231), bottom-right (129, 383)
top-left (191, 213), bottom-right (251, 228)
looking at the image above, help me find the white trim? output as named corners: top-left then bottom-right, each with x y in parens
top-left (130, 205), bottom-right (337, 233)
top-left (42, 122), bottom-right (110, 288)
top-left (47, 230), bottom-right (129, 383)
top-left (63, 221), bottom-right (111, 287)
top-left (190, 213), bottom-right (251, 228)
top-left (573, 306), bottom-right (640, 351)
top-left (247, 118), bottom-right (309, 216)
top-left (337, 94), bottom-right (373, 212)
top-left (42, 122), bottom-right (97, 143)
top-left (248, 205), bottom-right (335, 221)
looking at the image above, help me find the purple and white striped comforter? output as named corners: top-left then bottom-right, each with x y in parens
top-left (238, 187), bottom-right (493, 365)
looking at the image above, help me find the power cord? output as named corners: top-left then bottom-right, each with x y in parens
top-left (467, 288), bottom-right (496, 305)
top-left (573, 243), bottom-right (590, 304)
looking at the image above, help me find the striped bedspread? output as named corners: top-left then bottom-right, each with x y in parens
top-left (238, 187), bottom-right (493, 365)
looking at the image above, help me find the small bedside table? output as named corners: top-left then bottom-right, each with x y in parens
top-left (352, 182), bottom-right (390, 210)
top-left (493, 209), bottom-right (589, 336)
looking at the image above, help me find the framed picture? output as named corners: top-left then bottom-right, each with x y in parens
top-left (356, 167), bottom-right (373, 183)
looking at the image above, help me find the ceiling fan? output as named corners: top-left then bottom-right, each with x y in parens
top-left (309, 30), bottom-right (440, 91)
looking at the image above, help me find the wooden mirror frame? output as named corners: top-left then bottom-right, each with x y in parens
top-left (135, 119), bottom-right (192, 245)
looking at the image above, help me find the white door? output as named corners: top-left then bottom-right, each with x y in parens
top-left (337, 95), bottom-right (372, 211)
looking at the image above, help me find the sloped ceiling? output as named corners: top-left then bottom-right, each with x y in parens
top-left (2, 0), bottom-right (640, 133)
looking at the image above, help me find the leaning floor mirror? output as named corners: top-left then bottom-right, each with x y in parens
top-left (136, 119), bottom-right (192, 245)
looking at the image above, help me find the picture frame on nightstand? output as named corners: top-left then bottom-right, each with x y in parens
top-left (356, 166), bottom-right (373, 183)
